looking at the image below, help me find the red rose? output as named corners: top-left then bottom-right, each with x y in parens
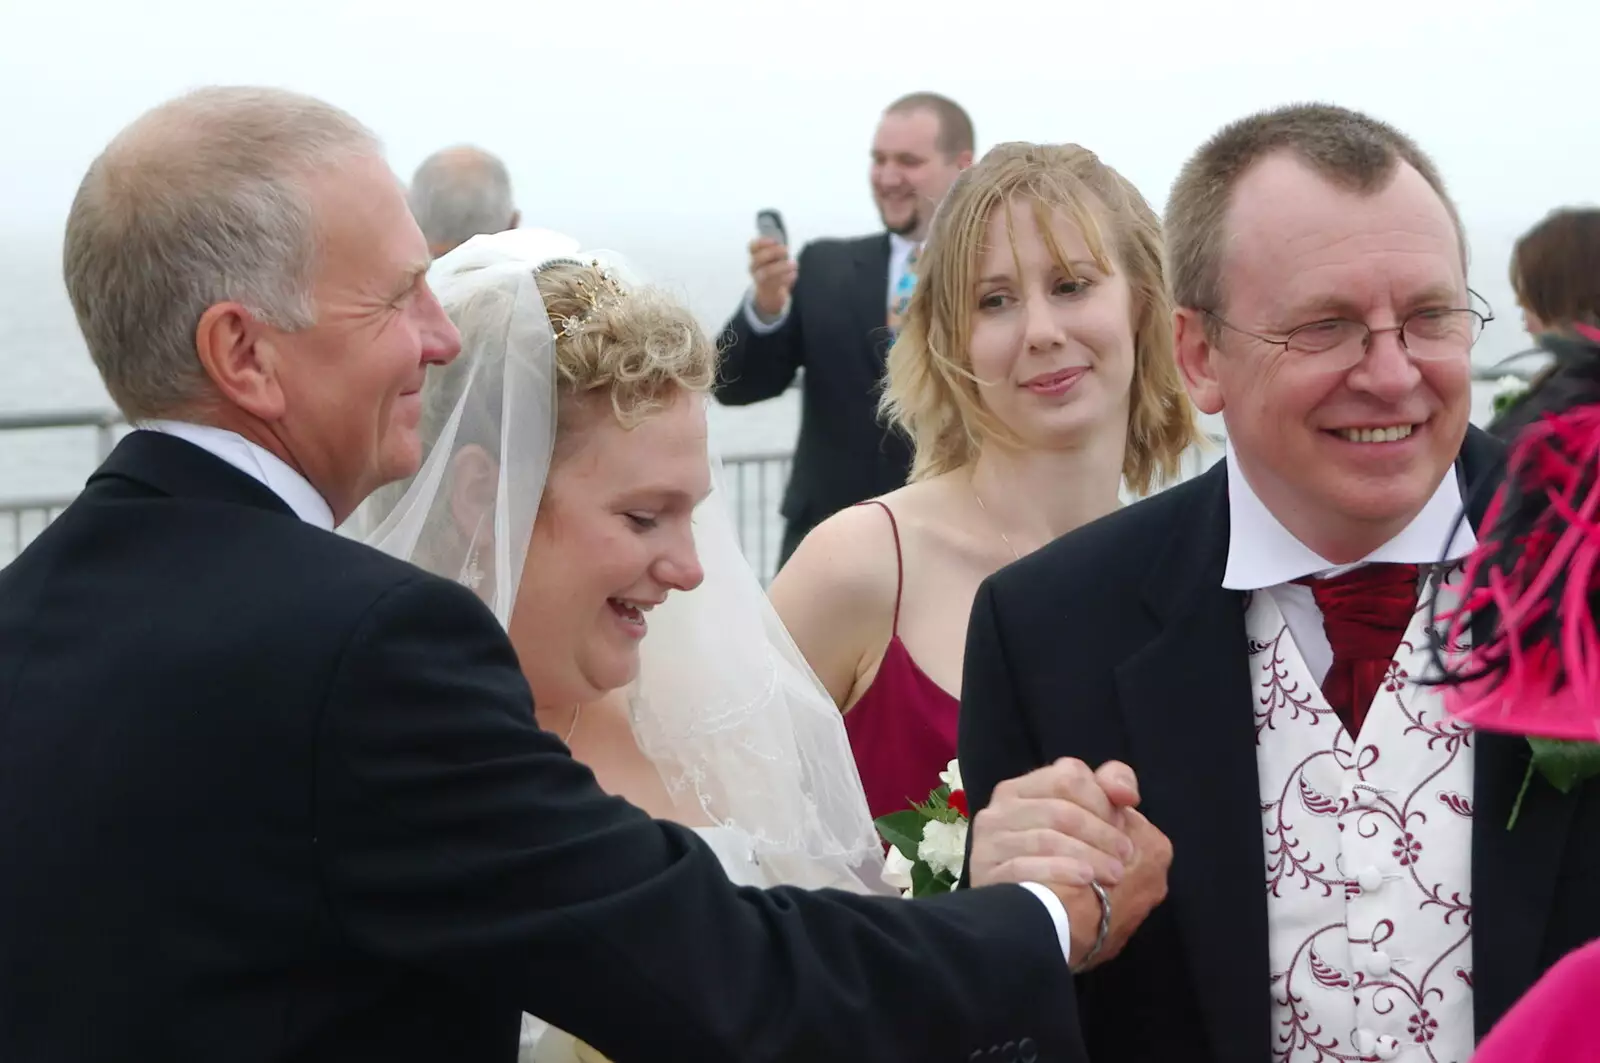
top-left (947, 789), bottom-right (969, 818)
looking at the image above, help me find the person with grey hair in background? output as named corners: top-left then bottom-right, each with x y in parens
top-left (0, 83), bottom-right (1132, 1063)
top-left (409, 144), bottom-right (520, 257)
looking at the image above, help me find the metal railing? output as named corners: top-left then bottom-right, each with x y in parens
top-left (0, 364), bottom-right (1539, 579)
top-left (1472, 347), bottom-right (1551, 382)
top-left (0, 409), bottom-right (1240, 582)
top-left (0, 410), bottom-right (796, 581)
top-left (0, 409), bottom-right (125, 568)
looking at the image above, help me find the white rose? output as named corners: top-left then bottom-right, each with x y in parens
top-left (938, 758), bottom-right (964, 794)
top-left (918, 818), bottom-right (968, 880)
top-left (881, 845), bottom-right (915, 892)
top-left (1494, 375), bottom-right (1528, 398)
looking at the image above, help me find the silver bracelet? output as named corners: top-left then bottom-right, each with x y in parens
top-left (1070, 882), bottom-right (1112, 973)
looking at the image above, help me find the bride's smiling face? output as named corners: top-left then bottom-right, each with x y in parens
top-left (509, 389), bottom-right (711, 707)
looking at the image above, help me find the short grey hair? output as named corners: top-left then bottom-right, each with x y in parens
top-left (63, 85), bottom-right (382, 420)
top-left (1165, 102), bottom-right (1464, 319)
top-left (407, 146), bottom-right (516, 254)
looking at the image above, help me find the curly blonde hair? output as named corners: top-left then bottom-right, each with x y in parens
top-left (362, 259), bottom-right (717, 573)
top-left (537, 261), bottom-right (716, 431)
top-left (420, 259), bottom-right (716, 463)
top-left (881, 141), bottom-right (1199, 493)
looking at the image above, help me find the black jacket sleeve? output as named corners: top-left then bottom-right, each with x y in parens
top-left (316, 575), bottom-right (1087, 1063)
top-left (713, 252), bottom-right (809, 406)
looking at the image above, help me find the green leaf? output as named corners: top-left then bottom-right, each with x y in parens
top-left (875, 810), bottom-right (927, 861)
top-left (910, 785), bottom-right (952, 819)
top-left (1507, 761), bottom-right (1535, 830)
top-left (1528, 738), bottom-right (1600, 794)
top-left (1492, 390), bottom-right (1524, 418)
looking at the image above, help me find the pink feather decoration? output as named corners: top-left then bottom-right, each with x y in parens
top-left (1440, 386), bottom-right (1600, 742)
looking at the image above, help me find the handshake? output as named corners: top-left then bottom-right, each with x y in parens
top-left (967, 758), bottom-right (1172, 972)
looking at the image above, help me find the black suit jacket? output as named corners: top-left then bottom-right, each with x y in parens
top-left (959, 427), bottom-right (1600, 1061)
top-left (715, 233), bottom-right (914, 537)
top-left (0, 430), bottom-right (1082, 1063)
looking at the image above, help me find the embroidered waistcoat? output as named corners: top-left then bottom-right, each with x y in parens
top-left (1250, 567), bottom-right (1475, 1063)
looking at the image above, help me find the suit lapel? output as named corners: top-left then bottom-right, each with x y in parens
top-left (851, 233), bottom-right (894, 367)
top-left (1455, 425), bottom-right (1580, 1035)
top-left (1113, 461), bottom-right (1272, 1062)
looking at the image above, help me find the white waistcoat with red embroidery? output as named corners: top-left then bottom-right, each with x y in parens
top-left (1249, 567), bottom-right (1475, 1063)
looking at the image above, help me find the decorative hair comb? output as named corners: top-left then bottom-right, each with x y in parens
top-left (551, 259), bottom-right (628, 339)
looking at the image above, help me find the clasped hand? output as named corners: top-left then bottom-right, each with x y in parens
top-left (968, 758), bottom-right (1172, 971)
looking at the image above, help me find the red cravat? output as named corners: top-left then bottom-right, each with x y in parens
top-left (1294, 563), bottom-right (1420, 735)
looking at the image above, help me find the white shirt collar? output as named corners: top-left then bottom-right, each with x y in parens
top-left (888, 231), bottom-right (919, 257)
top-left (140, 420), bottom-right (335, 531)
top-left (1221, 440), bottom-right (1477, 590)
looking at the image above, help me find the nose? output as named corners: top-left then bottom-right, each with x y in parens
top-left (657, 526), bottom-right (705, 593)
top-left (1022, 289), bottom-right (1066, 352)
top-left (418, 283), bottom-right (461, 366)
top-left (1346, 326), bottom-right (1422, 402)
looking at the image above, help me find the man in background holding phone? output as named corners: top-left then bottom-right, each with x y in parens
top-left (714, 92), bottom-right (975, 569)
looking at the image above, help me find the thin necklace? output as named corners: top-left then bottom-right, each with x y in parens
top-left (563, 703), bottom-right (584, 744)
top-left (972, 488), bottom-right (1022, 562)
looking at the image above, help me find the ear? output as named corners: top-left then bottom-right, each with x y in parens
top-left (954, 149), bottom-right (975, 171)
top-left (448, 444), bottom-right (499, 544)
top-left (193, 302), bottom-right (286, 422)
top-left (1173, 307), bottom-right (1225, 416)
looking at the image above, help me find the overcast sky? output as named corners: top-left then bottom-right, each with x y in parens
top-left (3, 0), bottom-right (1596, 366)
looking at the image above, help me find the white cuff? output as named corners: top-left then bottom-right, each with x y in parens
top-left (1018, 882), bottom-right (1073, 969)
top-left (742, 288), bottom-right (790, 334)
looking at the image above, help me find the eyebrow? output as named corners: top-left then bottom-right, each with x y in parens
top-left (627, 485), bottom-right (712, 508)
top-left (393, 263), bottom-right (429, 299)
top-left (1286, 286), bottom-right (1463, 322)
top-left (1402, 286), bottom-right (1467, 310)
top-left (975, 260), bottom-right (1100, 286)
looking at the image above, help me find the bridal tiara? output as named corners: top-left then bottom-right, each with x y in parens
top-left (539, 257), bottom-right (629, 340)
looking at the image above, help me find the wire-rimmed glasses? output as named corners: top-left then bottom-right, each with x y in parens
top-left (1201, 290), bottom-right (1495, 371)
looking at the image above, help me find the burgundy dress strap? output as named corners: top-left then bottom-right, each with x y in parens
top-left (857, 500), bottom-right (904, 635)
top-left (843, 499), bottom-right (961, 820)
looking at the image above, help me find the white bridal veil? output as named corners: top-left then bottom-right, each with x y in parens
top-left (347, 228), bottom-right (888, 896)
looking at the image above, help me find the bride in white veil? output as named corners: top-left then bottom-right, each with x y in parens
top-left (346, 228), bottom-right (890, 1059)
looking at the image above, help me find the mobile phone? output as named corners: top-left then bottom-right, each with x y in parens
top-left (756, 209), bottom-right (787, 246)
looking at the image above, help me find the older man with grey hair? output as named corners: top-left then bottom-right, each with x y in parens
top-left (0, 84), bottom-right (1116, 1063)
top-left (409, 144), bottom-right (520, 257)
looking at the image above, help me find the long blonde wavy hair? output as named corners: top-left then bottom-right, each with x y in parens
top-left (881, 141), bottom-right (1199, 493)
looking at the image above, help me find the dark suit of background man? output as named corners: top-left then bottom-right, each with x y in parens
top-left (0, 84), bottom-right (1114, 1063)
top-left (715, 92), bottom-right (975, 568)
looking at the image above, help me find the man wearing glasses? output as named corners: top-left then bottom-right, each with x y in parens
top-left (957, 102), bottom-right (1600, 1062)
